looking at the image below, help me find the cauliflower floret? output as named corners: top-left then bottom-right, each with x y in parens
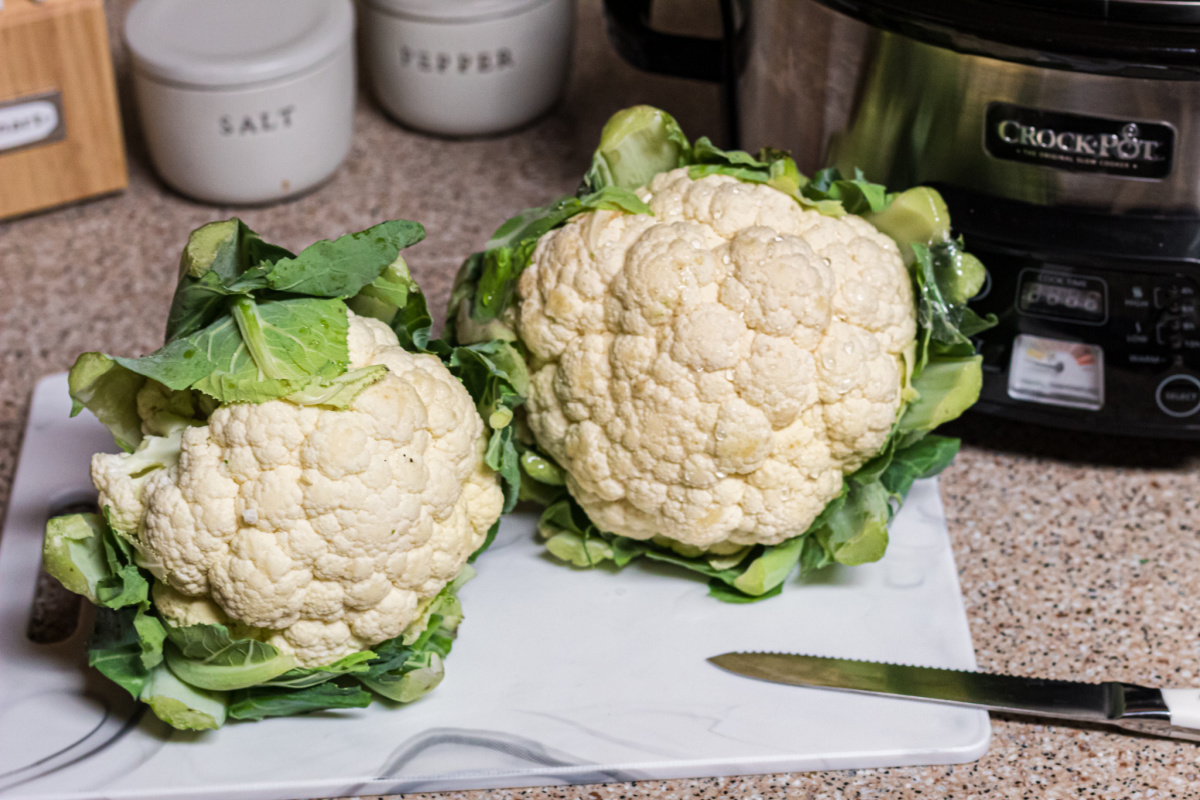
top-left (518, 169), bottom-right (915, 551)
top-left (92, 313), bottom-right (503, 667)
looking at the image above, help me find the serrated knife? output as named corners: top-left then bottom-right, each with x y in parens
top-left (708, 652), bottom-right (1200, 741)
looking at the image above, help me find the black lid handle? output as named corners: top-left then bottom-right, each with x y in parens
top-left (602, 0), bottom-right (726, 83)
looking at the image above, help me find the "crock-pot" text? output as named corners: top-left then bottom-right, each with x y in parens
top-left (984, 103), bottom-right (1174, 179)
top-left (996, 120), bottom-right (1165, 162)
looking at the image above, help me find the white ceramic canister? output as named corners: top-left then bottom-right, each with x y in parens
top-left (124, 0), bottom-right (356, 204)
top-left (359, 0), bottom-right (575, 137)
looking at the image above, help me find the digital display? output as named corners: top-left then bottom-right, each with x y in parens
top-left (1016, 270), bottom-right (1107, 325)
top-left (1020, 282), bottom-right (1104, 317)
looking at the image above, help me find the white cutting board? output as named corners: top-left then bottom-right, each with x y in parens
top-left (0, 374), bottom-right (989, 800)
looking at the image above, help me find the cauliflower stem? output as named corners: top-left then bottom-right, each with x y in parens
top-left (48, 511), bottom-right (471, 727)
top-left (448, 106), bottom-right (995, 602)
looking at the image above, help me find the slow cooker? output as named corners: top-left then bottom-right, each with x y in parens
top-left (604, 0), bottom-right (1200, 439)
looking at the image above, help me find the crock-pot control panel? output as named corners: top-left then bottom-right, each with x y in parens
top-left (967, 244), bottom-right (1200, 436)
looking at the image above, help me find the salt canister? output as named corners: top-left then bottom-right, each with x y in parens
top-left (124, 0), bottom-right (356, 204)
top-left (358, 0), bottom-right (575, 137)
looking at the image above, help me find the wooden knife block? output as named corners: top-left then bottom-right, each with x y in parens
top-left (0, 0), bottom-right (127, 220)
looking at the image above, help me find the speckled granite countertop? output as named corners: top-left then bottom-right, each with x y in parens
top-left (4, 1), bottom-right (1200, 797)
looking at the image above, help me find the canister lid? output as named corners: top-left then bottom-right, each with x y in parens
top-left (362, 0), bottom-right (550, 23)
top-left (125, 0), bottom-right (354, 88)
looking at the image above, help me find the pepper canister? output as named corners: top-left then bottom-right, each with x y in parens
top-left (358, 0), bottom-right (575, 137)
top-left (124, 0), bottom-right (356, 205)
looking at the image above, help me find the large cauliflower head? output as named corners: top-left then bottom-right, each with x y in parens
top-left (517, 168), bottom-right (916, 552)
top-left (92, 313), bottom-right (503, 667)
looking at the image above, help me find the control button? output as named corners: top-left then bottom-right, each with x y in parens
top-left (1157, 317), bottom-right (1184, 345)
top-left (1126, 283), bottom-right (1151, 311)
top-left (1129, 353), bottom-right (1170, 369)
top-left (1125, 320), bottom-right (1151, 346)
top-left (973, 267), bottom-right (993, 302)
top-left (1155, 278), bottom-right (1199, 310)
top-left (1156, 374), bottom-right (1200, 418)
top-left (1155, 284), bottom-right (1180, 310)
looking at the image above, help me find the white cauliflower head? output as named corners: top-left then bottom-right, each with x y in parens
top-left (517, 168), bottom-right (916, 552)
top-left (91, 313), bottom-right (503, 667)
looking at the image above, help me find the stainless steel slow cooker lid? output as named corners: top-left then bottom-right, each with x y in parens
top-left (998, 0), bottom-right (1200, 24)
top-left (819, 0), bottom-right (1200, 78)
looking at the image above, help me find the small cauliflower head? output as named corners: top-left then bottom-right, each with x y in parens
top-left (91, 313), bottom-right (503, 667)
top-left (518, 169), bottom-right (915, 552)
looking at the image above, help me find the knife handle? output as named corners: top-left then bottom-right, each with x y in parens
top-left (1159, 689), bottom-right (1200, 730)
top-left (1110, 684), bottom-right (1200, 742)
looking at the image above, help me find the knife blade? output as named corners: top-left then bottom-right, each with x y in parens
top-left (708, 651), bottom-right (1200, 742)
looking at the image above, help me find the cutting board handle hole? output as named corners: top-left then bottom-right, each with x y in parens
top-left (26, 498), bottom-right (99, 645)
